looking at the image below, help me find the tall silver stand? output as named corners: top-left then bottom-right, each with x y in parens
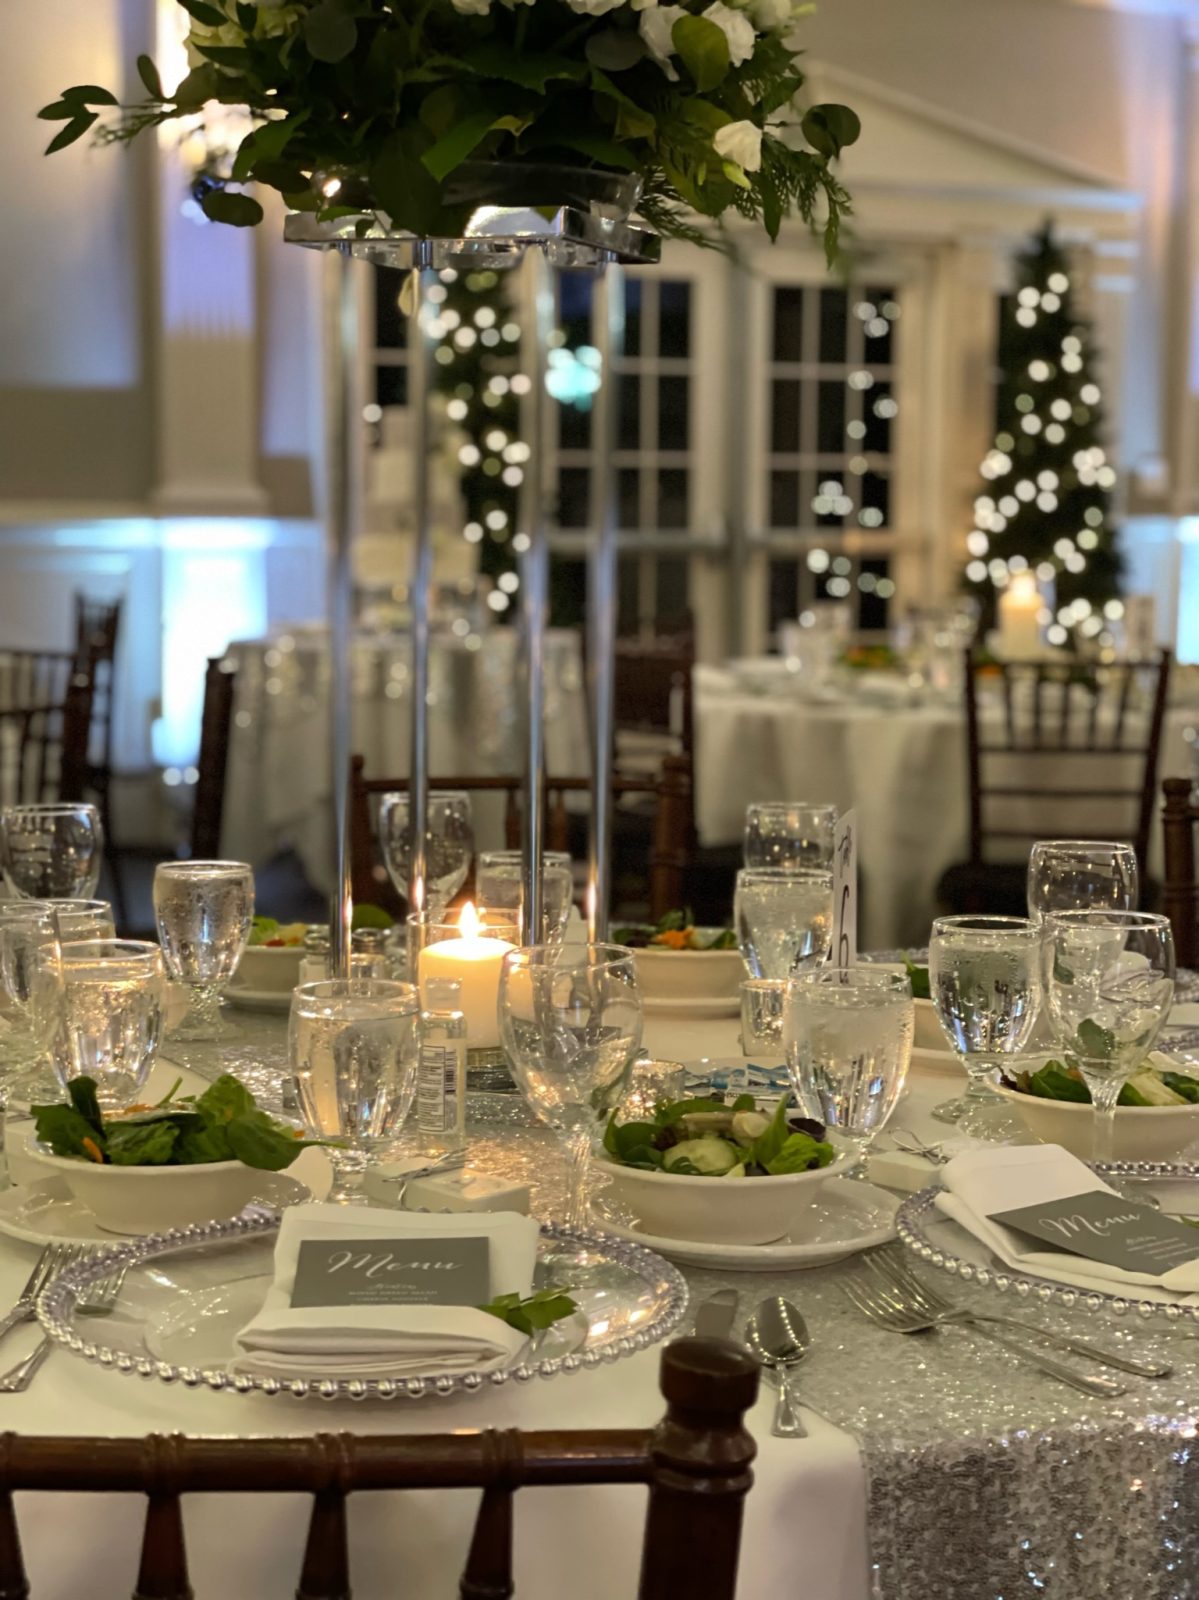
top-left (406, 259), bottom-right (435, 912)
top-left (586, 266), bottom-right (624, 943)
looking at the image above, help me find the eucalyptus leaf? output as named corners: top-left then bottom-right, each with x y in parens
top-left (45, 114), bottom-right (97, 155)
top-left (200, 188), bottom-right (265, 226)
top-left (464, 45), bottom-right (586, 93)
top-left (63, 84), bottom-right (120, 107)
top-left (671, 15), bottom-right (729, 93)
top-left (800, 102), bottom-right (860, 159)
top-left (304, 3), bottom-right (358, 65)
top-left (137, 55), bottom-right (165, 101)
top-left (37, 103), bottom-right (77, 121)
top-left (421, 107), bottom-right (501, 182)
top-left (173, 65), bottom-right (222, 108)
top-left (585, 31), bottom-right (647, 73)
top-left (176, 0), bottom-right (228, 25)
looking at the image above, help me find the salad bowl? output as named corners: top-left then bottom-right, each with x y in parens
top-left (234, 922), bottom-right (307, 994)
top-left (993, 1082), bottom-right (1199, 1164)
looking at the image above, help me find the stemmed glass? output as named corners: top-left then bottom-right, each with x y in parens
top-left (54, 939), bottom-right (165, 1110)
top-left (499, 943), bottom-right (642, 1229)
top-left (290, 978), bottom-right (422, 1203)
top-left (476, 850), bottom-right (573, 942)
top-left (0, 903), bottom-right (63, 1106)
top-left (28, 900), bottom-right (115, 942)
top-left (153, 861), bottom-right (255, 1041)
top-left (1027, 840), bottom-right (1139, 922)
top-left (744, 803), bottom-right (838, 871)
top-left (784, 968), bottom-right (914, 1169)
top-left (379, 791), bottom-right (474, 914)
top-left (928, 914), bottom-right (1043, 1138)
top-left (735, 867), bottom-right (833, 979)
top-left (0, 803), bottom-right (103, 898)
top-left (1042, 910), bottom-right (1175, 1175)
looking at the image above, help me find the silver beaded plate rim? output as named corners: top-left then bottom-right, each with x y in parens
top-left (34, 1211), bottom-right (689, 1401)
top-left (896, 1161), bottom-right (1199, 1322)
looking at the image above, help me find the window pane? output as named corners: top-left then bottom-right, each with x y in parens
top-left (771, 379), bottom-right (800, 454)
top-left (625, 278), bottom-right (643, 357)
top-left (863, 383), bottom-right (894, 454)
top-left (773, 288), bottom-right (803, 362)
top-left (859, 471), bottom-right (890, 528)
top-left (559, 399), bottom-right (591, 451)
top-left (861, 285), bottom-right (896, 365)
top-left (658, 469), bottom-right (689, 529)
top-left (375, 365), bottom-right (407, 408)
top-left (618, 374), bottom-right (641, 452)
top-left (374, 268), bottom-right (408, 350)
top-left (618, 554), bottom-right (640, 633)
top-left (619, 467), bottom-right (640, 528)
top-left (816, 380), bottom-right (846, 454)
top-left (818, 288), bottom-right (848, 363)
top-left (769, 558), bottom-right (799, 633)
top-left (658, 281), bottom-right (691, 358)
top-left (558, 467), bottom-right (590, 528)
top-left (770, 470), bottom-right (799, 527)
top-left (858, 556), bottom-right (890, 631)
top-left (550, 555), bottom-right (586, 629)
top-left (558, 272), bottom-right (592, 347)
top-left (658, 376), bottom-right (689, 451)
top-left (656, 555), bottom-right (689, 623)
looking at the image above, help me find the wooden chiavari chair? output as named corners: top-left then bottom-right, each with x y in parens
top-left (1162, 775), bottom-right (1198, 969)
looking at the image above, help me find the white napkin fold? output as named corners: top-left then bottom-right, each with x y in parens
top-left (936, 1143), bottom-right (1199, 1305)
top-left (232, 1203), bottom-right (541, 1380)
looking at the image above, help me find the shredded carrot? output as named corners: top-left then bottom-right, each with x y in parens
top-left (81, 1137), bottom-right (104, 1164)
top-left (650, 929), bottom-right (692, 950)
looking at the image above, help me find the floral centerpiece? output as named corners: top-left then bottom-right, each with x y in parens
top-left (39, 0), bottom-right (858, 253)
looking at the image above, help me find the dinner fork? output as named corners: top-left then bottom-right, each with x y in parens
top-left (860, 1249), bottom-right (1171, 1380)
top-left (0, 1252), bottom-right (128, 1395)
top-left (0, 1244), bottom-right (87, 1342)
top-left (839, 1261), bottom-right (1127, 1398)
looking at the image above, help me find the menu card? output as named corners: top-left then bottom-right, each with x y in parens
top-left (290, 1236), bottom-right (491, 1309)
top-left (989, 1191), bottom-right (1199, 1277)
top-left (833, 808), bottom-right (857, 970)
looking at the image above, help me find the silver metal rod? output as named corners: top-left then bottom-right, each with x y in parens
top-left (587, 263), bottom-right (624, 942)
top-left (518, 248), bottom-right (554, 944)
top-left (407, 261), bottom-right (435, 913)
top-left (325, 246), bottom-right (361, 979)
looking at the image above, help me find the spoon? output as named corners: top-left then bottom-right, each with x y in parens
top-left (745, 1297), bottom-right (811, 1438)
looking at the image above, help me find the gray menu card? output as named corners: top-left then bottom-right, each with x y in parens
top-left (290, 1236), bottom-right (491, 1309)
top-left (989, 1190), bottom-right (1199, 1277)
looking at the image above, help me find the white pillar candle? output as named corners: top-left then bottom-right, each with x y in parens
top-left (418, 903), bottom-right (514, 1048)
top-left (998, 572), bottom-right (1042, 661)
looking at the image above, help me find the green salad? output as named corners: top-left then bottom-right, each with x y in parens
top-left (604, 1094), bottom-right (836, 1178)
top-left (33, 1075), bottom-right (327, 1171)
top-left (1003, 1059), bottom-right (1199, 1108)
top-left (612, 908), bottom-right (737, 951)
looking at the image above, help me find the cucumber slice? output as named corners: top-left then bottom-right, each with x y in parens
top-left (662, 1138), bottom-right (741, 1176)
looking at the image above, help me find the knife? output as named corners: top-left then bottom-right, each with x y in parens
top-left (693, 1288), bottom-right (739, 1340)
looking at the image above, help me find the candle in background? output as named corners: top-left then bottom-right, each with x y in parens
top-left (418, 902), bottom-right (514, 1048)
top-left (997, 571), bottom-right (1043, 660)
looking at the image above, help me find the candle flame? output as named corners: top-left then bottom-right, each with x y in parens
top-left (458, 901), bottom-right (481, 939)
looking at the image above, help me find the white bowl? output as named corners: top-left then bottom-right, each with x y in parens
top-left (25, 1148), bottom-right (288, 1236)
top-left (597, 1148), bottom-right (856, 1245)
top-left (234, 943), bottom-right (304, 994)
top-left (632, 934), bottom-right (743, 1006)
top-left (993, 1083), bottom-right (1199, 1164)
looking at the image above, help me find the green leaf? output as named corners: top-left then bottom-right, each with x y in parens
top-left (351, 903), bottom-right (394, 930)
top-left (801, 103), bottom-right (860, 159)
top-left (31, 1103), bottom-right (106, 1161)
top-left (588, 68), bottom-right (656, 138)
top-left (37, 102), bottom-right (77, 121)
top-left (172, 64), bottom-right (221, 108)
top-left (764, 1131), bottom-right (835, 1175)
top-left (137, 55), bottom-right (165, 100)
top-left (232, 111), bottom-right (307, 183)
top-left (67, 1077), bottom-right (105, 1137)
top-left (479, 1286), bottom-right (578, 1336)
top-left (303, 2), bottom-right (358, 64)
top-left (370, 127), bottom-right (447, 236)
top-left (730, 1093), bottom-right (756, 1113)
top-left (464, 45), bottom-right (586, 93)
top-left (541, 134), bottom-right (639, 172)
top-left (654, 1097), bottom-right (729, 1125)
top-left (421, 107), bottom-right (502, 182)
top-left (585, 32), bottom-right (647, 73)
top-left (671, 15), bottom-right (730, 93)
top-left (1076, 1017), bottom-right (1117, 1060)
top-left (200, 189), bottom-right (265, 227)
top-left (226, 1110), bottom-right (311, 1171)
top-left (45, 113), bottom-right (98, 154)
top-left (236, 1), bottom-right (258, 30)
top-left (106, 1121), bottom-right (180, 1167)
top-left (175, 1122), bottom-right (236, 1165)
top-left (196, 1074), bottom-right (257, 1125)
top-left (749, 1096), bottom-right (791, 1168)
top-left (62, 84), bottom-right (120, 106)
top-left (903, 959), bottom-right (930, 1001)
top-left (177, 0), bottom-right (229, 25)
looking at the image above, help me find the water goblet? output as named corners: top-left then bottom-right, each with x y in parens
top-left (740, 978), bottom-right (789, 1055)
top-left (928, 914), bottom-right (1043, 1139)
top-left (379, 791), bottom-right (474, 914)
top-left (0, 903), bottom-right (63, 1106)
top-left (735, 867), bottom-right (834, 979)
top-left (0, 803), bottom-right (103, 899)
top-left (784, 968), bottom-right (914, 1169)
top-left (744, 803), bottom-right (838, 871)
top-left (289, 978), bottom-right (422, 1203)
top-left (499, 943), bottom-right (642, 1229)
top-left (476, 850), bottom-right (574, 942)
top-left (1027, 840), bottom-right (1139, 923)
top-left (1042, 910), bottom-right (1175, 1177)
top-left (29, 900), bottom-right (116, 943)
top-left (54, 939), bottom-right (165, 1110)
top-left (153, 860), bottom-right (255, 1041)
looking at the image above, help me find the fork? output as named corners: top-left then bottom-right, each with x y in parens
top-left (861, 1249), bottom-right (1171, 1380)
top-left (839, 1261), bottom-right (1127, 1398)
top-left (0, 1244), bottom-right (87, 1342)
top-left (0, 1253), bottom-right (128, 1395)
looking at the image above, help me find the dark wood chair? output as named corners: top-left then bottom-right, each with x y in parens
top-left (1163, 775), bottom-right (1198, 969)
top-left (191, 657), bottom-right (238, 859)
top-left (0, 1338), bottom-right (757, 1600)
top-left (73, 594), bottom-right (124, 922)
top-left (0, 671), bottom-right (93, 809)
top-left (937, 650), bottom-right (1173, 916)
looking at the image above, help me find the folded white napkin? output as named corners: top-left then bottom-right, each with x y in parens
top-left (232, 1203), bottom-right (541, 1381)
top-left (936, 1143), bottom-right (1199, 1305)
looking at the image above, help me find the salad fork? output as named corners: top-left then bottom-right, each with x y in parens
top-left (0, 1253), bottom-right (128, 1395)
top-left (0, 1243), bottom-right (86, 1342)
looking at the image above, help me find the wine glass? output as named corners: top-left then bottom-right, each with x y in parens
top-left (784, 968), bottom-right (914, 1169)
top-left (1027, 840), bottom-right (1138, 923)
top-left (476, 850), bottom-right (574, 942)
top-left (1042, 910), bottom-right (1175, 1176)
top-left (499, 943), bottom-right (642, 1229)
top-left (28, 900), bottom-right (116, 942)
top-left (153, 861), bottom-right (255, 1041)
top-left (0, 903), bottom-right (63, 1105)
top-left (744, 803), bottom-right (838, 871)
top-left (54, 939), bottom-right (164, 1110)
top-left (0, 803), bottom-right (103, 898)
top-left (928, 914), bottom-right (1042, 1139)
top-left (289, 978), bottom-right (421, 1203)
top-left (735, 867), bottom-right (833, 979)
top-left (379, 791), bottom-right (474, 914)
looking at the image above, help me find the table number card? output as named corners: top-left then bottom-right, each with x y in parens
top-left (989, 1190), bottom-right (1199, 1277)
top-left (832, 808), bottom-right (858, 971)
top-left (290, 1236), bottom-right (491, 1309)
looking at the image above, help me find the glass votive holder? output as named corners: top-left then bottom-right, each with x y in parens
top-left (615, 1056), bottom-right (687, 1123)
top-left (741, 978), bottom-right (789, 1055)
top-left (406, 906), bottom-right (519, 1052)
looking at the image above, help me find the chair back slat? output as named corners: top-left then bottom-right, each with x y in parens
top-left (298, 1492), bottom-right (351, 1600)
top-left (192, 659), bottom-right (237, 859)
top-left (135, 1495), bottom-right (190, 1600)
top-left (0, 1440), bottom-right (28, 1600)
top-left (460, 1436), bottom-right (524, 1600)
top-left (1162, 776), bottom-right (1199, 970)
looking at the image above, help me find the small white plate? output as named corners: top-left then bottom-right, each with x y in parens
top-left (643, 995), bottom-right (740, 1018)
top-left (223, 985), bottom-right (292, 1014)
top-left (590, 1176), bottom-right (898, 1271)
top-left (0, 1171), bottom-right (313, 1248)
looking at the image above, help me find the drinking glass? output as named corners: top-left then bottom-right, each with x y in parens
top-left (476, 850), bottom-right (574, 942)
top-left (928, 915), bottom-right (1043, 1138)
top-left (1042, 910), bottom-right (1175, 1173)
top-left (290, 979), bottom-right (422, 1203)
top-left (379, 791), bottom-right (474, 914)
top-left (735, 867), bottom-right (834, 979)
top-left (615, 1056), bottom-right (687, 1123)
top-left (740, 978), bottom-right (789, 1054)
top-left (28, 900), bottom-right (116, 942)
top-left (1027, 840), bottom-right (1139, 923)
top-left (54, 939), bottom-right (164, 1110)
top-left (0, 903), bottom-right (63, 1104)
top-left (0, 803), bottom-right (103, 899)
top-left (499, 943), bottom-right (642, 1229)
top-left (744, 804), bottom-right (838, 871)
top-left (784, 968), bottom-right (914, 1168)
top-left (153, 860), bottom-right (255, 1041)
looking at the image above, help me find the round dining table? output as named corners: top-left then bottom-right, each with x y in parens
top-left (5, 992), bottom-right (1199, 1599)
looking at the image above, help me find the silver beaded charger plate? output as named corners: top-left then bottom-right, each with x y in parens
top-left (896, 1161), bottom-right (1199, 1321)
top-left (590, 1176), bottom-right (898, 1271)
top-left (35, 1211), bottom-right (688, 1400)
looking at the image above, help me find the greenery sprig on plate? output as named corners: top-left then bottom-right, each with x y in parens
top-left (37, 0), bottom-right (859, 254)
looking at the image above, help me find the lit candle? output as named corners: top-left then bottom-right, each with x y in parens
top-left (998, 572), bottom-right (1042, 661)
top-left (418, 902), bottom-right (514, 1048)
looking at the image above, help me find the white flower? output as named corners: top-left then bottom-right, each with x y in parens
top-left (639, 3), bottom-right (686, 74)
top-left (185, 1), bottom-right (299, 66)
top-left (748, 0), bottom-right (791, 30)
top-left (713, 118), bottom-right (762, 172)
top-left (702, 1), bottom-right (755, 65)
top-left (629, 0), bottom-right (658, 12)
top-left (451, 0), bottom-right (492, 13)
top-left (563, 0), bottom-right (626, 14)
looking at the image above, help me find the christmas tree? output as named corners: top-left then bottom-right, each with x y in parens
top-left (965, 223), bottom-right (1123, 648)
